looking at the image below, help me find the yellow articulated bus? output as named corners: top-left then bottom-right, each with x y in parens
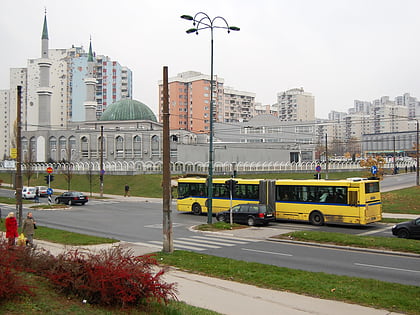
top-left (177, 177), bottom-right (260, 215)
top-left (177, 177), bottom-right (382, 226)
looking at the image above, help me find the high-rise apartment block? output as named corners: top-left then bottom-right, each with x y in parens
top-left (158, 71), bottom-right (224, 133)
top-left (222, 87), bottom-right (256, 122)
top-left (326, 93), bottom-right (418, 153)
top-left (275, 88), bottom-right (315, 122)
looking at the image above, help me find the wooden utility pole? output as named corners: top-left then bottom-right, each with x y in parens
top-left (162, 66), bottom-right (173, 253)
top-left (15, 86), bottom-right (23, 226)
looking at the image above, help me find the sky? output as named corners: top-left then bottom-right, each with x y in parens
top-left (1, 0), bottom-right (420, 119)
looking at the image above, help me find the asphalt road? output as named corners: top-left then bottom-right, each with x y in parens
top-left (1, 196), bottom-right (418, 286)
top-left (0, 173), bottom-right (418, 286)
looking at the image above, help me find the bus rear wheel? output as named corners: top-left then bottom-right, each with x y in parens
top-left (310, 211), bottom-right (324, 226)
top-left (192, 203), bottom-right (202, 215)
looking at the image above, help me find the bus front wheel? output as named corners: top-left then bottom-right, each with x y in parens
top-left (310, 211), bottom-right (324, 226)
top-left (192, 203), bottom-right (202, 215)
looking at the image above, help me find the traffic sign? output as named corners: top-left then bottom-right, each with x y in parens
top-left (371, 165), bottom-right (378, 175)
top-left (47, 167), bottom-right (53, 174)
top-left (10, 148), bottom-right (17, 159)
top-left (100, 169), bottom-right (105, 175)
top-left (315, 165), bottom-right (321, 172)
top-left (47, 188), bottom-right (53, 195)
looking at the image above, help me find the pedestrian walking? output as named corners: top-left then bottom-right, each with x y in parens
top-left (124, 184), bottom-right (130, 197)
top-left (5, 212), bottom-right (18, 248)
top-left (22, 212), bottom-right (36, 247)
top-left (35, 187), bottom-right (40, 203)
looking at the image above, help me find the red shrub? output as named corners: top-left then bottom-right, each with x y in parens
top-left (0, 240), bottom-right (33, 301)
top-left (45, 246), bottom-right (177, 307)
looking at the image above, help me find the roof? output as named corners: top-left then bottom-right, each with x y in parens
top-left (99, 99), bottom-right (157, 122)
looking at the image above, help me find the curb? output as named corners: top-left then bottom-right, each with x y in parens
top-left (267, 237), bottom-right (420, 258)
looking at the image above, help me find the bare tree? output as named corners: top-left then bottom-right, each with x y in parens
top-left (61, 142), bottom-right (74, 191)
top-left (23, 141), bottom-right (36, 186)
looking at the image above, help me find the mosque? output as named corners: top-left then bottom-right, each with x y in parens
top-left (17, 13), bottom-right (315, 175)
top-left (20, 13), bottom-right (198, 172)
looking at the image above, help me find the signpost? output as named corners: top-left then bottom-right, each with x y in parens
top-left (46, 167), bottom-right (53, 204)
top-left (315, 165), bottom-right (321, 180)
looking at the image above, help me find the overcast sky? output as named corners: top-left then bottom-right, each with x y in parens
top-left (1, 0), bottom-right (419, 118)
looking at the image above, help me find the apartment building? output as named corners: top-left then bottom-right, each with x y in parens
top-left (158, 71), bottom-right (225, 133)
top-left (222, 87), bottom-right (256, 122)
top-left (275, 88), bottom-right (315, 122)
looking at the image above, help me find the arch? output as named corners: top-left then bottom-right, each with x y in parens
top-left (151, 135), bottom-right (160, 157)
top-left (115, 135), bottom-right (124, 158)
top-left (133, 135), bottom-right (142, 158)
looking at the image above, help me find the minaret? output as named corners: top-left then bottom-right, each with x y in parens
top-left (84, 38), bottom-right (98, 121)
top-left (37, 10), bottom-right (52, 129)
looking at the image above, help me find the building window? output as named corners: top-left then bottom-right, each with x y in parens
top-left (133, 135), bottom-right (141, 157)
top-left (115, 136), bottom-right (124, 158)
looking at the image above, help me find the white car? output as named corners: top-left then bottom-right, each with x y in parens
top-left (35, 186), bottom-right (48, 197)
top-left (21, 186), bottom-right (37, 199)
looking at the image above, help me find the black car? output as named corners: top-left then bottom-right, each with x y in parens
top-left (55, 191), bottom-right (88, 205)
top-left (391, 217), bottom-right (420, 239)
top-left (216, 204), bottom-right (275, 226)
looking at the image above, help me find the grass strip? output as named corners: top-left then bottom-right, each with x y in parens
top-left (276, 231), bottom-right (420, 254)
top-left (1, 273), bottom-right (220, 314)
top-left (382, 186), bottom-right (420, 214)
top-left (0, 224), bottom-right (117, 246)
top-left (156, 250), bottom-right (420, 315)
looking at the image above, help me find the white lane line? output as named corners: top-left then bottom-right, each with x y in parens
top-left (149, 240), bottom-right (206, 251)
top-left (178, 237), bottom-right (236, 246)
top-left (201, 234), bottom-right (261, 242)
top-left (357, 226), bottom-right (390, 236)
top-left (242, 248), bottom-right (293, 257)
top-left (191, 235), bottom-right (249, 244)
top-left (173, 240), bottom-right (221, 249)
top-left (355, 263), bottom-right (420, 274)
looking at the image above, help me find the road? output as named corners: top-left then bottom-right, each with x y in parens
top-left (0, 173), bottom-right (418, 286)
top-left (1, 195), bottom-right (418, 286)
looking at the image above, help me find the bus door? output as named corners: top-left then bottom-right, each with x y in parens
top-left (259, 180), bottom-right (276, 212)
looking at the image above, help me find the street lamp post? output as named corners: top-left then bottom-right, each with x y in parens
top-left (181, 13), bottom-right (239, 224)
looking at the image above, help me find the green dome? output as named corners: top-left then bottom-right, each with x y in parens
top-left (100, 99), bottom-right (157, 122)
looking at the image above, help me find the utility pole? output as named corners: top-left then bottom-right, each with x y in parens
top-left (416, 120), bottom-right (419, 186)
top-left (15, 86), bottom-right (23, 226)
top-left (393, 135), bottom-right (396, 174)
top-left (100, 125), bottom-right (104, 197)
top-left (325, 133), bottom-right (329, 179)
top-left (162, 66), bottom-right (173, 253)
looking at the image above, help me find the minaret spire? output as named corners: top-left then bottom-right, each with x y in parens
top-left (84, 37), bottom-right (98, 121)
top-left (41, 8), bottom-right (49, 58)
top-left (38, 9), bottom-right (52, 131)
top-left (88, 36), bottom-right (94, 62)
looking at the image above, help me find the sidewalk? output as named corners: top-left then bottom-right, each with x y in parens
top-left (29, 239), bottom-right (404, 315)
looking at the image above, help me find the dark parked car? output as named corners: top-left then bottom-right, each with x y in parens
top-left (391, 217), bottom-right (420, 239)
top-left (216, 203), bottom-right (275, 226)
top-left (55, 191), bottom-right (88, 205)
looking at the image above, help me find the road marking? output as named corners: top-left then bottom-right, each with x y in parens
top-left (144, 223), bottom-right (183, 229)
top-left (242, 248), bottom-right (293, 257)
top-left (355, 263), bottom-right (420, 274)
top-left (191, 235), bottom-right (250, 244)
top-left (149, 241), bottom-right (206, 251)
top-left (179, 237), bottom-right (236, 246)
top-left (200, 234), bottom-right (261, 242)
top-left (173, 240), bottom-right (221, 248)
top-left (357, 226), bottom-right (390, 236)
